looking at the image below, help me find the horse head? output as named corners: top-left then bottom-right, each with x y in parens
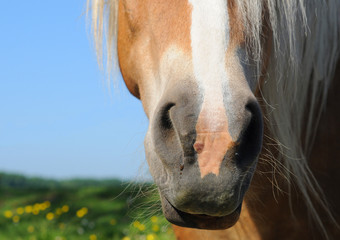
top-left (117, 0), bottom-right (263, 229)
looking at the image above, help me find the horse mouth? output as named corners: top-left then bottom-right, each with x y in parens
top-left (160, 195), bottom-right (241, 230)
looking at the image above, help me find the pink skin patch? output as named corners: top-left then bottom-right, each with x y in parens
top-left (194, 103), bottom-right (235, 178)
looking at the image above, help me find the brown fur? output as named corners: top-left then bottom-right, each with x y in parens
top-left (227, 0), bottom-right (245, 49)
top-left (117, 0), bottom-right (192, 101)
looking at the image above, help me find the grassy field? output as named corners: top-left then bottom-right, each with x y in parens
top-left (0, 173), bottom-right (175, 240)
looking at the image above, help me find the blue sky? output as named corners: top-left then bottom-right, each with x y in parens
top-left (0, 1), bottom-right (149, 180)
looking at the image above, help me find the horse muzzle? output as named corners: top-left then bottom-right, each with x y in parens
top-left (145, 80), bottom-right (263, 229)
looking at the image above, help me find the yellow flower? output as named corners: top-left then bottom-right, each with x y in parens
top-left (151, 216), bottom-right (158, 223)
top-left (46, 212), bottom-right (54, 220)
top-left (132, 221), bottom-right (145, 231)
top-left (76, 207), bottom-right (88, 218)
top-left (76, 210), bottom-right (83, 218)
top-left (152, 224), bottom-right (159, 232)
top-left (16, 207), bottom-right (24, 215)
top-left (133, 221), bottom-right (140, 228)
top-left (44, 201), bottom-right (51, 208)
top-left (4, 210), bottom-right (13, 218)
top-left (122, 237), bottom-right (131, 240)
top-left (25, 205), bottom-right (33, 213)
top-left (32, 209), bottom-right (39, 215)
top-left (39, 201), bottom-right (50, 211)
top-left (12, 215), bottom-right (20, 223)
top-left (138, 224), bottom-right (145, 231)
top-left (61, 205), bottom-right (69, 213)
top-left (110, 219), bottom-right (117, 225)
top-left (146, 234), bottom-right (156, 240)
top-left (27, 225), bottom-right (35, 233)
top-left (55, 208), bottom-right (63, 215)
top-left (33, 203), bottom-right (40, 212)
top-left (39, 204), bottom-right (46, 211)
top-left (89, 234), bottom-right (97, 240)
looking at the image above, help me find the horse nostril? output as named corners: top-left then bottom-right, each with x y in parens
top-left (235, 100), bottom-right (263, 166)
top-left (160, 103), bottom-right (175, 130)
top-left (245, 100), bottom-right (259, 118)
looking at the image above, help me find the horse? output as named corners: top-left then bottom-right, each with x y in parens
top-left (86, 1), bottom-right (340, 239)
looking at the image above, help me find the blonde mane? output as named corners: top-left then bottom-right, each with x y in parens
top-left (87, 0), bottom-right (340, 237)
top-left (235, 0), bottom-right (340, 238)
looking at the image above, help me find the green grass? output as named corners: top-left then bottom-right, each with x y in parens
top-left (0, 173), bottom-right (175, 240)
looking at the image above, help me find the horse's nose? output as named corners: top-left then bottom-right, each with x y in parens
top-left (150, 88), bottom-right (263, 216)
top-left (153, 91), bottom-right (262, 177)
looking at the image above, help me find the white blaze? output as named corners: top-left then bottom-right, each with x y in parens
top-left (189, 0), bottom-right (230, 131)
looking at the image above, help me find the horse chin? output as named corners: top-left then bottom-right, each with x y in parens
top-left (160, 194), bottom-right (241, 230)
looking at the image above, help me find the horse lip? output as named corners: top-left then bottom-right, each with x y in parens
top-left (160, 194), bottom-right (241, 230)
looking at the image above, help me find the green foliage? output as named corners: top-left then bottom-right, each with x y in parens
top-left (0, 172), bottom-right (127, 190)
top-left (0, 173), bottom-right (174, 240)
